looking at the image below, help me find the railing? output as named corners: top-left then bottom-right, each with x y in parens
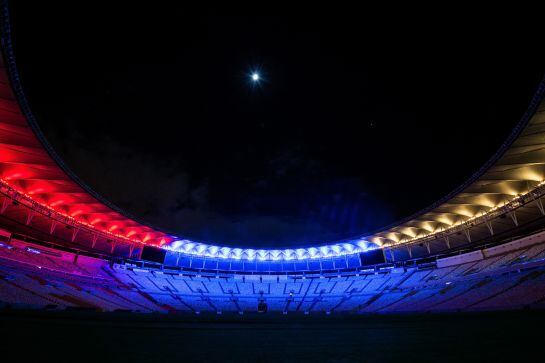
top-left (0, 181), bottom-right (138, 249)
top-left (385, 183), bottom-right (545, 251)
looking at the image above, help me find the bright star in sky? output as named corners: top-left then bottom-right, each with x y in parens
top-left (251, 72), bottom-right (260, 82)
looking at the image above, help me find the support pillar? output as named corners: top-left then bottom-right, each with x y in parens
top-left (382, 248), bottom-right (388, 263)
top-left (536, 198), bottom-right (545, 215)
top-left (508, 211), bottom-right (518, 227)
top-left (71, 228), bottom-right (79, 242)
top-left (1, 197), bottom-right (9, 214)
top-left (485, 220), bottom-right (494, 236)
top-left (50, 221), bottom-right (58, 234)
top-left (463, 229), bottom-right (471, 243)
top-left (444, 235), bottom-right (451, 249)
top-left (91, 234), bottom-right (98, 249)
top-left (25, 210), bottom-right (35, 226)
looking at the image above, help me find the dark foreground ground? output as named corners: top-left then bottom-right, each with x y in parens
top-left (0, 309), bottom-right (543, 363)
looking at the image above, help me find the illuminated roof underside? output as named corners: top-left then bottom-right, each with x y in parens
top-left (370, 90), bottom-right (545, 249)
top-left (0, 10), bottom-right (544, 261)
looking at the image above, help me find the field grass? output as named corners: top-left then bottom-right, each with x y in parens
top-left (0, 309), bottom-right (543, 362)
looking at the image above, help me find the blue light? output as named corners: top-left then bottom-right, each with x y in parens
top-left (163, 237), bottom-right (376, 261)
top-left (251, 72), bottom-right (260, 82)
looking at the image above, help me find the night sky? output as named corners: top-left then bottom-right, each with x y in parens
top-left (6, 3), bottom-right (545, 247)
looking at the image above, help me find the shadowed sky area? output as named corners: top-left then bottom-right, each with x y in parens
top-left (6, 3), bottom-right (545, 247)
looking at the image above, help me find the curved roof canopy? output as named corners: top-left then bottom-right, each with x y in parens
top-left (369, 85), bottom-right (545, 249)
top-left (0, 7), bottom-right (544, 261)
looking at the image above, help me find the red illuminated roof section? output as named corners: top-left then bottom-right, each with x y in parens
top-left (0, 52), bottom-right (172, 248)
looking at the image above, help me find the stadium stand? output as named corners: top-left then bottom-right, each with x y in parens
top-left (2, 227), bottom-right (545, 314)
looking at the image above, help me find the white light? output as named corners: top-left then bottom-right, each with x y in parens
top-left (251, 73), bottom-right (259, 81)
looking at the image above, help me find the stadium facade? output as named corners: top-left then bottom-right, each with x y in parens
top-left (1, 3), bottom-right (545, 314)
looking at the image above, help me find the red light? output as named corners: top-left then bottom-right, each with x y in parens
top-left (70, 210), bottom-right (84, 217)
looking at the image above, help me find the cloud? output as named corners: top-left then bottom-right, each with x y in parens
top-left (44, 124), bottom-right (394, 247)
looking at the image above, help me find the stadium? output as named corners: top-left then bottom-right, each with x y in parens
top-left (1, 2), bottom-right (544, 362)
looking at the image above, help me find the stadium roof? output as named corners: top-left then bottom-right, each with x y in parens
top-left (0, 5), bottom-right (544, 261)
top-left (370, 86), bottom-right (545, 248)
